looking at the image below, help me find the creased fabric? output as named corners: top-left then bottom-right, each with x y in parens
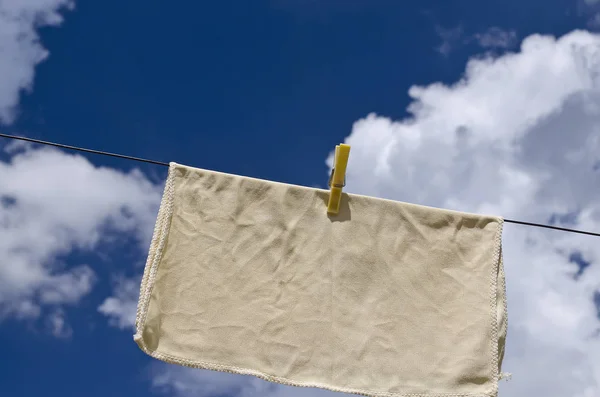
top-left (134, 162), bottom-right (508, 397)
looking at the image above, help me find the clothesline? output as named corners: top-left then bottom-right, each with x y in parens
top-left (1, 131), bottom-right (599, 238)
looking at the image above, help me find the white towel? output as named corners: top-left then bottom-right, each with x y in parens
top-left (134, 162), bottom-right (508, 397)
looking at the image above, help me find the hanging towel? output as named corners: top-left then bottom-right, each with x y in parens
top-left (134, 162), bottom-right (508, 397)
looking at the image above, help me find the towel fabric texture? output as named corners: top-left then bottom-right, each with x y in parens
top-left (134, 162), bottom-right (508, 397)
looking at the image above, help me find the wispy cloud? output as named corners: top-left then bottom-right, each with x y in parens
top-left (435, 25), bottom-right (463, 56)
top-left (580, 0), bottom-right (600, 27)
top-left (437, 25), bottom-right (518, 56)
top-left (98, 274), bottom-right (141, 329)
top-left (0, 0), bottom-right (75, 124)
top-left (474, 27), bottom-right (518, 49)
top-left (47, 308), bottom-right (72, 338)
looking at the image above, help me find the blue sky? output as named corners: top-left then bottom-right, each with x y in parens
top-left (1, 1), bottom-right (600, 397)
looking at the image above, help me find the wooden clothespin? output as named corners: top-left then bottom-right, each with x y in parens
top-left (327, 144), bottom-right (350, 214)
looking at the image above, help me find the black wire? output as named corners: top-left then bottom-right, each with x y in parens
top-left (1, 132), bottom-right (599, 237)
top-left (501, 219), bottom-right (600, 237)
top-left (0, 132), bottom-right (169, 167)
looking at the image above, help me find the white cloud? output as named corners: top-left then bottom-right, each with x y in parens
top-left (0, 145), bottom-right (163, 325)
top-left (0, 0), bottom-right (75, 124)
top-left (475, 27), bottom-right (518, 49)
top-left (149, 30), bottom-right (600, 397)
top-left (98, 275), bottom-right (141, 329)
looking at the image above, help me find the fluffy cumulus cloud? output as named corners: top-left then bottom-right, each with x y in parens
top-left (0, 0), bottom-right (75, 124)
top-left (148, 30), bottom-right (600, 397)
top-left (0, 144), bottom-right (162, 322)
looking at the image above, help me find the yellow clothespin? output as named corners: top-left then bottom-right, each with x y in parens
top-left (327, 143), bottom-right (350, 214)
